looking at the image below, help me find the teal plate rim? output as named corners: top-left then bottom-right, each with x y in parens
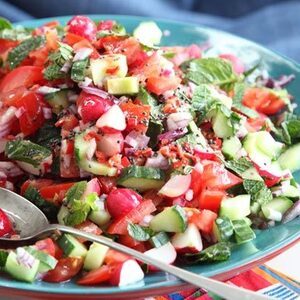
top-left (0, 14), bottom-right (299, 297)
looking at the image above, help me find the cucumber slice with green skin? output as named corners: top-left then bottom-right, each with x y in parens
top-left (250, 202), bottom-right (261, 215)
top-left (211, 110), bottom-right (233, 139)
top-left (26, 247), bottom-right (57, 273)
top-left (232, 219), bottom-right (256, 244)
top-left (261, 197), bottom-right (293, 222)
top-left (75, 130), bottom-right (117, 176)
top-left (219, 195), bottom-right (251, 220)
top-left (241, 167), bottom-right (263, 181)
top-left (133, 21), bottom-right (162, 47)
top-left (255, 131), bottom-right (283, 159)
top-left (278, 143), bottom-right (300, 172)
top-left (5, 250), bottom-right (40, 283)
top-left (44, 90), bottom-right (69, 114)
top-left (88, 199), bottom-right (111, 226)
top-left (117, 166), bottom-right (165, 192)
top-left (149, 232), bottom-right (170, 248)
top-left (57, 205), bottom-right (69, 225)
top-left (213, 217), bottom-right (234, 242)
top-left (84, 242), bottom-right (109, 271)
top-left (149, 205), bottom-right (187, 233)
top-left (107, 77), bottom-right (139, 95)
top-left (222, 136), bottom-right (242, 160)
top-left (0, 250), bottom-right (8, 268)
top-left (188, 121), bottom-right (208, 148)
top-left (57, 234), bottom-right (88, 258)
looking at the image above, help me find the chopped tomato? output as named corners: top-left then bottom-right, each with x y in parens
top-left (146, 76), bottom-right (181, 96)
top-left (97, 20), bottom-right (114, 31)
top-left (35, 238), bottom-right (56, 257)
top-left (245, 113), bottom-right (268, 132)
top-left (0, 39), bottom-right (18, 55)
top-left (75, 220), bottom-right (102, 243)
top-left (20, 179), bottom-right (54, 195)
top-left (198, 189), bottom-right (226, 212)
top-left (43, 257), bottom-right (83, 283)
top-left (60, 139), bottom-right (80, 178)
top-left (190, 209), bottom-right (217, 234)
top-left (55, 114), bottom-right (79, 131)
top-left (64, 32), bottom-right (85, 45)
top-left (190, 169), bottom-right (203, 197)
top-left (28, 46), bottom-right (49, 67)
top-left (118, 234), bottom-right (147, 252)
top-left (77, 265), bottom-right (112, 285)
top-left (107, 199), bottom-right (156, 235)
top-left (0, 208), bottom-right (13, 237)
top-left (143, 189), bottom-right (164, 207)
top-left (73, 39), bottom-right (100, 59)
top-left (104, 249), bottom-right (130, 266)
top-left (242, 87), bottom-right (287, 115)
top-left (120, 101), bottom-right (151, 134)
top-left (39, 182), bottom-right (76, 202)
top-left (97, 176), bottom-right (116, 194)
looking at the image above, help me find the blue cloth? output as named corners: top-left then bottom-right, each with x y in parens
top-left (0, 0), bottom-right (300, 61)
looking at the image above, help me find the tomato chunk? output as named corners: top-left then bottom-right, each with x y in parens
top-left (77, 265), bottom-right (112, 285)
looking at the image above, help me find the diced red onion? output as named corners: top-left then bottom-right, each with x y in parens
top-left (125, 131), bottom-right (150, 149)
top-left (161, 69), bottom-right (172, 77)
top-left (42, 107), bottom-right (52, 119)
top-left (167, 112), bottom-right (192, 131)
top-left (139, 215), bottom-right (154, 226)
top-left (79, 85), bottom-right (115, 101)
top-left (0, 162), bottom-right (23, 177)
top-left (62, 154), bottom-right (71, 169)
top-left (162, 90), bottom-right (174, 99)
top-left (0, 106), bottom-right (17, 125)
top-left (185, 189), bottom-right (194, 201)
top-left (68, 104), bottom-right (77, 115)
top-left (0, 171), bottom-right (7, 179)
top-left (124, 148), bottom-right (136, 156)
top-left (86, 138), bottom-right (97, 160)
top-left (79, 120), bottom-right (92, 131)
top-left (16, 248), bottom-right (36, 269)
top-left (0, 139), bottom-right (7, 153)
top-left (60, 60), bottom-right (72, 73)
top-left (282, 200), bottom-right (300, 224)
top-left (265, 74), bottom-right (295, 89)
top-left (79, 168), bottom-right (92, 178)
top-left (194, 162), bottom-right (203, 173)
top-left (15, 107), bottom-right (25, 119)
top-left (79, 77), bottom-right (93, 87)
top-left (36, 86), bottom-right (60, 95)
top-left (73, 47), bottom-right (93, 62)
top-left (67, 91), bottom-right (78, 103)
top-left (158, 127), bottom-right (188, 142)
top-left (145, 153), bottom-right (169, 170)
top-left (5, 181), bottom-right (14, 191)
top-left (0, 127), bottom-right (11, 138)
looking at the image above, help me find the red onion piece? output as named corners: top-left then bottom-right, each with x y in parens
top-left (73, 47), bottom-right (93, 62)
top-left (36, 86), bottom-right (60, 94)
top-left (158, 127), bottom-right (188, 142)
top-left (282, 200), bottom-right (300, 224)
top-left (125, 131), bottom-right (150, 149)
top-left (0, 139), bottom-right (7, 153)
top-left (60, 60), bottom-right (72, 73)
top-left (42, 107), bottom-right (52, 119)
top-left (167, 112), bottom-right (192, 131)
top-left (0, 106), bottom-right (17, 125)
top-left (145, 153), bottom-right (169, 170)
top-left (86, 138), bottom-right (97, 160)
top-left (0, 162), bottom-right (23, 177)
top-left (16, 248), bottom-right (36, 268)
top-left (15, 107), bottom-right (25, 119)
top-left (79, 85), bottom-right (117, 102)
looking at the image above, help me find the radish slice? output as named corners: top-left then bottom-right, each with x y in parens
top-left (97, 132), bottom-right (124, 157)
top-left (82, 178), bottom-right (101, 199)
top-left (96, 105), bottom-right (126, 132)
top-left (144, 242), bottom-right (177, 265)
top-left (159, 174), bottom-right (191, 198)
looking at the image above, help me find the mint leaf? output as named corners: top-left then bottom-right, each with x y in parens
top-left (44, 64), bottom-right (66, 80)
top-left (8, 36), bottom-right (43, 69)
top-left (183, 58), bottom-right (238, 90)
top-left (71, 58), bottom-right (89, 82)
top-left (0, 17), bottom-right (12, 30)
top-left (65, 181), bottom-right (87, 203)
top-left (224, 158), bottom-right (253, 176)
top-left (49, 42), bottom-right (73, 66)
top-left (137, 87), bottom-right (158, 108)
top-left (24, 186), bottom-right (58, 219)
top-left (243, 179), bottom-right (272, 205)
top-left (127, 223), bottom-right (154, 241)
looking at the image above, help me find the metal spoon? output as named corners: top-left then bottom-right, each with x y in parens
top-left (0, 188), bottom-right (272, 300)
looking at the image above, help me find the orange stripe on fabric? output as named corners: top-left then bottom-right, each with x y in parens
top-left (252, 266), bottom-right (279, 285)
top-left (266, 265), bottom-right (300, 289)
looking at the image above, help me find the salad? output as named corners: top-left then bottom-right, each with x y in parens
top-left (0, 15), bottom-right (299, 287)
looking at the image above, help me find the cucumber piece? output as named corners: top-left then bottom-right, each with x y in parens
top-left (57, 234), bottom-right (88, 258)
top-left (213, 217), bottom-right (234, 242)
top-left (44, 89), bottom-right (69, 114)
top-left (250, 202), bottom-right (261, 215)
top-left (149, 232), bottom-right (170, 248)
top-left (117, 166), bottom-right (165, 192)
top-left (150, 205), bottom-right (187, 233)
top-left (261, 197), bottom-right (293, 222)
top-left (278, 143), bottom-right (300, 172)
top-left (84, 242), bottom-right (109, 271)
top-left (222, 136), bottom-right (242, 160)
top-left (26, 247), bottom-right (57, 273)
top-left (211, 110), bottom-right (233, 138)
top-left (88, 199), bottom-right (111, 226)
top-left (107, 77), bottom-right (139, 95)
top-left (133, 21), bottom-right (162, 47)
top-left (232, 219), bottom-right (256, 244)
top-left (282, 185), bottom-right (300, 198)
top-left (57, 205), bottom-right (69, 225)
top-left (75, 130), bottom-right (117, 176)
top-left (0, 250), bottom-right (8, 268)
top-left (5, 250), bottom-right (40, 283)
top-left (255, 131), bottom-right (283, 159)
top-left (137, 87), bottom-right (158, 107)
top-left (188, 121), bottom-right (207, 148)
top-left (219, 195), bottom-right (251, 220)
top-left (241, 167), bottom-right (263, 181)
top-left (90, 54), bottom-right (128, 86)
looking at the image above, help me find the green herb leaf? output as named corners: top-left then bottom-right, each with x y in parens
top-left (44, 64), bottom-right (66, 80)
top-left (224, 157), bottom-right (253, 176)
top-left (5, 139), bottom-right (51, 168)
top-left (0, 17), bottom-right (12, 30)
top-left (8, 36), bottom-right (43, 69)
top-left (183, 242), bottom-right (231, 263)
top-left (127, 223), bottom-right (155, 241)
top-left (49, 42), bottom-right (73, 66)
top-left (71, 58), bottom-right (89, 82)
top-left (24, 186), bottom-right (58, 219)
top-left (0, 26), bottom-right (32, 41)
top-left (137, 87), bottom-right (158, 108)
top-left (65, 181), bottom-right (87, 204)
top-left (183, 57), bottom-right (238, 90)
top-left (243, 179), bottom-right (273, 206)
top-left (0, 250), bottom-right (8, 268)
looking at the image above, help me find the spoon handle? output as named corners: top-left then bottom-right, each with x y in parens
top-left (48, 224), bottom-right (272, 300)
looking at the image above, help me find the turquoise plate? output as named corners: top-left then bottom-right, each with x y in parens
top-left (1, 15), bottom-right (300, 300)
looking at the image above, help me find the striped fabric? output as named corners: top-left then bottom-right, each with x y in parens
top-left (152, 264), bottom-right (300, 300)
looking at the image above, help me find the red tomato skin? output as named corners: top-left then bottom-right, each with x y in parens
top-left (20, 179), bottom-right (54, 196)
top-left (97, 176), bottom-right (117, 194)
top-left (106, 188), bottom-right (142, 219)
top-left (34, 238), bottom-right (56, 257)
top-left (67, 16), bottom-right (97, 41)
top-left (0, 208), bottom-right (13, 237)
top-left (77, 92), bottom-right (113, 123)
top-left (190, 209), bottom-right (218, 234)
top-left (39, 182), bottom-right (76, 202)
top-left (104, 249), bottom-right (130, 266)
top-left (77, 265), bottom-right (112, 285)
top-left (146, 76), bottom-right (181, 95)
top-left (75, 220), bottom-right (102, 243)
top-left (198, 190), bottom-right (226, 212)
top-left (97, 20), bottom-right (114, 31)
top-left (43, 257), bottom-right (83, 283)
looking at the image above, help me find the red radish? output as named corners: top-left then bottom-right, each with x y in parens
top-left (0, 208), bottom-right (13, 237)
top-left (96, 105), bottom-right (126, 133)
top-left (77, 92), bottom-right (113, 123)
top-left (219, 54), bottom-right (245, 74)
top-left (109, 259), bottom-right (144, 287)
top-left (97, 20), bottom-right (114, 31)
top-left (144, 242), bottom-right (177, 266)
top-left (159, 174), bottom-right (191, 198)
top-left (194, 147), bottom-right (217, 161)
top-left (171, 223), bottom-right (203, 254)
top-left (106, 188), bottom-right (142, 219)
top-left (82, 178), bottom-right (101, 199)
top-left (97, 132), bottom-right (124, 157)
top-left (67, 15), bottom-right (97, 41)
